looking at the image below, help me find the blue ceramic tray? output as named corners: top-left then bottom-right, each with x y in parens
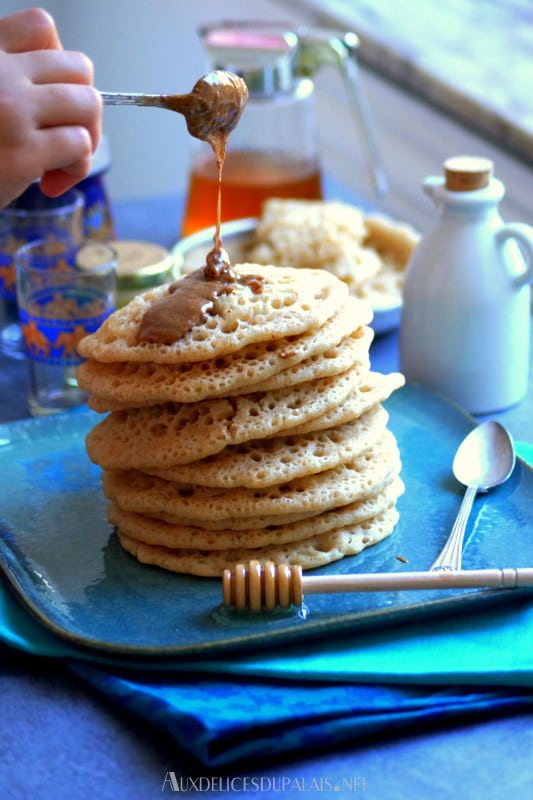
top-left (0, 385), bottom-right (531, 658)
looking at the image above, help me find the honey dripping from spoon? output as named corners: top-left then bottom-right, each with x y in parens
top-left (138, 71), bottom-right (255, 345)
top-left (195, 72), bottom-right (247, 280)
top-left (151, 70), bottom-right (249, 274)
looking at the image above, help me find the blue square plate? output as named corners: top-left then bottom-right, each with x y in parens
top-left (0, 385), bottom-right (531, 658)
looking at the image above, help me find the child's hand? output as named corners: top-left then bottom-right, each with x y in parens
top-left (0, 7), bottom-right (102, 208)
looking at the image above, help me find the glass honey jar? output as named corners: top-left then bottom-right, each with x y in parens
top-left (181, 23), bottom-right (386, 236)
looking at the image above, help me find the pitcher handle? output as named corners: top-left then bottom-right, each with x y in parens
top-left (496, 222), bottom-right (533, 288)
top-left (298, 31), bottom-right (388, 198)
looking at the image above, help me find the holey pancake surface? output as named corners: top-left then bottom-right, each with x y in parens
top-left (106, 477), bottom-right (404, 551)
top-left (86, 367), bottom-right (364, 470)
top-left (77, 264), bottom-right (360, 364)
top-left (78, 307), bottom-right (372, 410)
top-left (150, 405), bottom-right (388, 489)
top-left (117, 506), bottom-right (400, 577)
top-left (101, 431), bottom-right (401, 527)
top-left (78, 263), bottom-right (406, 577)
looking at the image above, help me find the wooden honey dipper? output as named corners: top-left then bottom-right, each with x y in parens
top-left (222, 560), bottom-right (533, 612)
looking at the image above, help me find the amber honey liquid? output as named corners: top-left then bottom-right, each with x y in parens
top-left (181, 149), bottom-right (323, 236)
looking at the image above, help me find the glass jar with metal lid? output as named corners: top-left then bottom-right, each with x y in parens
top-left (110, 240), bottom-right (175, 307)
top-left (182, 22), bottom-right (387, 236)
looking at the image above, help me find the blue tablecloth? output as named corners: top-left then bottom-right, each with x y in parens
top-left (2, 191), bottom-right (532, 769)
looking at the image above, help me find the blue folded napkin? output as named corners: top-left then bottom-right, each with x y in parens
top-left (2, 577), bottom-right (533, 767)
top-left (69, 661), bottom-right (532, 768)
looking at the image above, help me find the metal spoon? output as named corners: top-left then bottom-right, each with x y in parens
top-left (100, 70), bottom-right (248, 145)
top-left (430, 421), bottom-right (516, 572)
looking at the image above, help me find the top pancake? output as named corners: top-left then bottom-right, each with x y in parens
top-left (77, 306), bottom-right (372, 410)
top-left (78, 263), bottom-right (360, 364)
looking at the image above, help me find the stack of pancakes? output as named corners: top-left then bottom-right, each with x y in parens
top-left (78, 263), bottom-right (405, 577)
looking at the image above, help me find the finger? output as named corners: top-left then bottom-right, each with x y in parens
top-left (21, 49), bottom-right (95, 87)
top-left (35, 124), bottom-right (95, 182)
top-left (27, 51), bottom-right (94, 88)
top-left (0, 124), bottom-right (94, 206)
top-left (33, 83), bottom-right (102, 151)
top-left (0, 8), bottom-right (62, 53)
top-left (39, 161), bottom-right (93, 198)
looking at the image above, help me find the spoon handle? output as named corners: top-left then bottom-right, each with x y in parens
top-left (100, 91), bottom-right (159, 107)
top-left (430, 484), bottom-right (478, 571)
top-left (100, 91), bottom-right (187, 113)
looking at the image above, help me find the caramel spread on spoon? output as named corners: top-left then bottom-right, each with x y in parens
top-left (138, 70), bottom-right (261, 346)
top-left (177, 71), bottom-right (248, 149)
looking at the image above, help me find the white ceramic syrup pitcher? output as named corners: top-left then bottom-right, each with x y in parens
top-left (400, 156), bottom-right (533, 414)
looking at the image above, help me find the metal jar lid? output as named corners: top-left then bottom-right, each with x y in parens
top-left (75, 241), bottom-right (118, 272)
top-left (201, 24), bottom-right (300, 97)
top-left (111, 240), bottom-right (175, 305)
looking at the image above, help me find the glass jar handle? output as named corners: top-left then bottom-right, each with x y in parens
top-left (298, 31), bottom-right (388, 197)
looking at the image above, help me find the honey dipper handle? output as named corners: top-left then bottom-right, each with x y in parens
top-left (302, 568), bottom-right (533, 595)
top-left (222, 563), bottom-right (533, 611)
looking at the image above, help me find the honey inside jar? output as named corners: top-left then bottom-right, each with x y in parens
top-left (182, 149), bottom-right (323, 236)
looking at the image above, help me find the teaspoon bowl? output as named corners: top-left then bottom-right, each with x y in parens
top-left (430, 420), bottom-right (516, 572)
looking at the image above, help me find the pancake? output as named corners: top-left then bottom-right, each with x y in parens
top-left (83, 325), bottom-right (372, 413)
top-left (78, 263), bottom-right (358, 364)
top-left (107, 476), bottom-right (404, 551)
top-left (245, 199), bottom-right (420, 306)
top-left (150, 405), bottom-right (388, 488)
top-left (101, 431), bottom-right (400, 527)
top-left (245, 198), bottom-right (381, 289)
top-left (117, 506), bottom-right (400, 577)
top-left (78, 301), bottom-right (368, 410)
top-left (228, 327), bottom-right (372, 395)
top-left (86, 367), bottom-right (363, 471)
top-left (267, 371), bottom-right (404, 437)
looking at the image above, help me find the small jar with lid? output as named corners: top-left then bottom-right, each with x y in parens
top-left (110, 240), bottom-right (175, 307)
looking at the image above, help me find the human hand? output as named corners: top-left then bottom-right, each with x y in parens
top-left (0, 7), bottom-right (102, 208)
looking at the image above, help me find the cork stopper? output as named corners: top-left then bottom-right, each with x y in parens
top-left (444, 156), bottom-right (494, 191)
